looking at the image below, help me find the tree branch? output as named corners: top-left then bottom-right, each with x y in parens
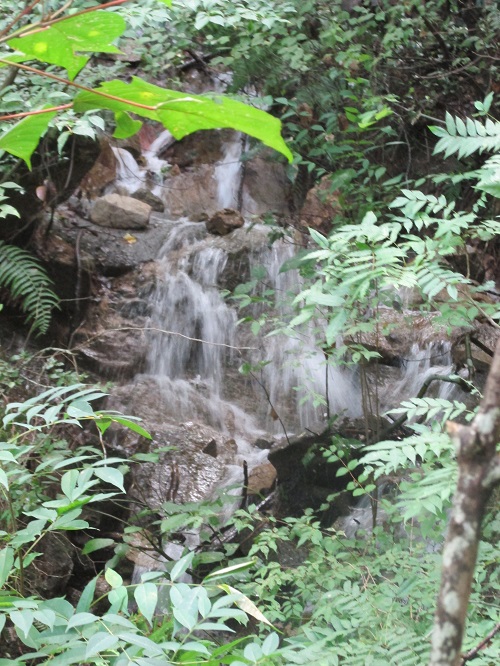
top-left (428, 339), bottom-right (500, 666)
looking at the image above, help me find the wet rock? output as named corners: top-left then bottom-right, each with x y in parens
top-left (247, 462), bottom-right (277, 495)
top-left (102, 395), bottom-right (238, 507)
top-left (132, 188), bottom-right (165, 212)
top-left (300, 176), bottom-right (341, 235)
top-left (79, 140), bottom-right (117, 199)
top-left (75, 311), bottom-right (149, 379)
top-left (73, 265), bottom-right (159, 378)
top-left (162, 165), bottom-right (219, 220)
top-left (91, 193), bottom-right (151, 229)
top-left (34, 209), bottom-right (176, 275)
top-left (241, 150), bottom-right (291, 217)
top-left (163, 129), bottom-right (229, 168)
top-left (254, 437), bottom-right (274, 450)
top-left (206, 208), bottom-right (245, 236)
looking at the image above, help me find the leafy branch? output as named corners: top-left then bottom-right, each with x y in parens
top-left (0, 0), bottom-right (293, 167)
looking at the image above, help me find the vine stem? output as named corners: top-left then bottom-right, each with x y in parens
top-left (0, 0), bottom-right (131, 42)
top-left (0, 0), bottom-right (43, 40)
top-left (0, 58), bottom-right (159, 115)
top-left (0, 104), bottom-right (73, 121)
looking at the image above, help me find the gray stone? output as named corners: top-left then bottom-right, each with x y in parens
top-left (241, 150), bottom-right (291, 217)
top-left (132, 188), bottom-right (165, 212)
top-left (90, 193), bottom-right (151, 229)
top-left (34, 209), bottom-right (177, 275)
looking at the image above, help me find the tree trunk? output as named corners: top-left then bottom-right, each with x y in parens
top-left (428, 340), bottom-right (500, 665)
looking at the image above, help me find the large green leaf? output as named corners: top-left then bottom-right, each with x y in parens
top-left (54, 11), bottom-right (126, 53)
top-left (73, 78), bottom-right (293, 162)
top-left (7, 11), bottom-right (126, 80)
top-left (8, 29), bottom-right (88, 80)
top-left (0, 108), bottom-right (57, 168)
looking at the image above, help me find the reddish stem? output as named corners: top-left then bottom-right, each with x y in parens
top-left (0, 0), bottom-right (43, 39)
top-left (0, 104), bottom-right (73, 121)
top-left (0, 59), bottom-right (157, 112)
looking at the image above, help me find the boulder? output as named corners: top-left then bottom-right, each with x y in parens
top-left (247, 462), bottom-right (277, 495)
top-left (132, 188), bottom-right (165, 212)
top-left (206, 208), bottom-right (244, 236)
top-left (91, 193), bottom-right (151, 229)
top-left (79, 141), bottom-right (117, 199)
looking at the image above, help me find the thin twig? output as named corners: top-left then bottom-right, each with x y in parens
top-left (73, 326), bottom-right (257, 352)
top-left (460, 622), bottom-right (500, 664)
top-left (0, 0), bottom-right (43, 39)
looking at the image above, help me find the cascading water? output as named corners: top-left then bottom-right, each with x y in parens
top-left (108, 128), bottom-right (470, 539)
top-left (214, 136), bottom-right (243, 209)
top-left (249, 240), bottom-right (362, 432)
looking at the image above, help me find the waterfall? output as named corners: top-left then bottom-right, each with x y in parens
top-left (214, 136), bottom-right (243, 209)
top-left (147, 222), bottom-right (236, 395)
top-left (111, 147), bottom-right (145, 194)
top-left (247, 240), bottom-right (362, 433)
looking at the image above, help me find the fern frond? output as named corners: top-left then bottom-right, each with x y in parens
top-left (0, 240), bottom-right (59, 336)
top-left (387, 396), bottom-right (470, 425)
top-left (430, 113), bottom-right (500, 158)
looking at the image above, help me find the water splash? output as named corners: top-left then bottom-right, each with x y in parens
top-left (111, 147), bottom-right (145, 194)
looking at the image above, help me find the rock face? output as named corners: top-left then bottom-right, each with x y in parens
top-left (34, 210), bottom-right (177, 276)
top-left (300, 175), bottom-right (341, 234)
top-left (241, 151), bottom-right (291, 217)
top-left (206, 208), bottom-right (245, 235)
top-left (106, 379), bottom-right (244, 508)
top-left (91, 193), bottom-right (151, 229)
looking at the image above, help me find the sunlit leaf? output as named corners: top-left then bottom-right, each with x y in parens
top-left (0, 108), bottom-right (58, 168)
top-left (73, 78), bottom-right (292, 162)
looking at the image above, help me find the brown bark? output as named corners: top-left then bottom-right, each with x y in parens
top-left (428, 340), bottom-right (500, 665)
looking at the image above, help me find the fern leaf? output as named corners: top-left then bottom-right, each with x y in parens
top-left (430, 114), bottom-right (500, 158)
top-left (0, 240), bottom-right (59, 336)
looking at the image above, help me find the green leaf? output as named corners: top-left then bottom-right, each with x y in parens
top-left (113, 111), bottom-right (143, 139)
top-left (107, 416), bottom-right (152, 440)
top-left (76, 576), bottom-right (98, 613)
top-left (261, 632), bottom-right (280, 655)
top-left (105, 568), bottom-right (123, 589)
top-left (66, 612), bottom-right (98, 630)
top-left (10, 609), bottom-right (34, 638)
top-left (93, 467), bottom-right (125, 493)
top-left (85, 632), bottom-right (120, 659)
top-left (0, 468), bottom-right (8, 491)
top-left (170, 551), bottom-right (194, 582)
top-left (73, 78), bottom-right (292, 162)
top-left (55, 12), bottom-right (126, 54)
top-left (116, 632), bottom-right (164, 656)
top-left (0, 546), bottom-right (14, 587)
top-left (0, 108), bottom-right (58, 168)
top-left (218, 585), bottom-right (273, 626)
top-left (8, 30), bottom-right (88, 80)
top-left (204, 559), bottom-right (256, 581)
top-left (134, 583), bottom-right (158, 624)
top-left (82, 538), bottom-right (115, 555)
